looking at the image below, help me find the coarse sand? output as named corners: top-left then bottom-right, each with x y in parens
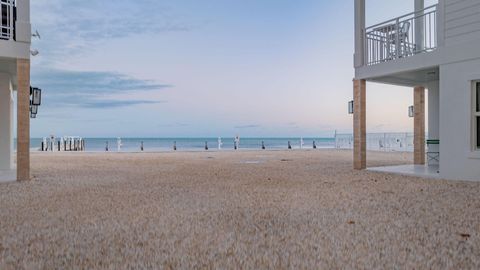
top-left (0, 150), bottom-right (479, 269)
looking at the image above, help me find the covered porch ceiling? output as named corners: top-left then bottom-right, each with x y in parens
top-left (367, 66), bottom-right (439, 87)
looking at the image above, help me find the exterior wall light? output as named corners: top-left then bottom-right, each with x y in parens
top-left (30, 87), bottom-right (42, 106)
top-left (408, 105), bottom-right (414, 118)
top-left (348, 100), bottom-right (354, 114)
top-left (30, 104), bottom-right (38, 114)
top-left (30, 86), bottom-right (42, 119)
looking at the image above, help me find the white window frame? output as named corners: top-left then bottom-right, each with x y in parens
top-left (473, 81), bottom-right (480, 151)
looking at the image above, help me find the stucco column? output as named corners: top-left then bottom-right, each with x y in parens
top-left (17, 59), bottom-right (30, 181)
top-left (354, 79), bottom-right (366, 170)
top-left (414, 86), bottom-right (425, 165)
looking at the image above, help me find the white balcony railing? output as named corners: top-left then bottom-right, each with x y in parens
top-left (365, 5), bottom-right (437, 66)
top-left (0, 0), bottom-right (15, 40)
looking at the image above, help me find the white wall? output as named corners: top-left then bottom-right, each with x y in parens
top-left (0, 73), bottom-right (13, 170)
top-left (427, 80), bottom-right (440, 139)
top-left (0, 0), bottom-right (30, 59)
top-left (444, 0), bottom-right (480, 46)
top-left (439, 59), bottom-right (480, 181)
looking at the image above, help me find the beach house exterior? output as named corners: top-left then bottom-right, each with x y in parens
top-left (0, 0), bottom-right (31, 181)
top-left (354, 0), bottom-right (480, 181)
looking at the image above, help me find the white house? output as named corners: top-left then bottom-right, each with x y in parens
top-left (0, 0), bottom-right (31, 182)
top-left (353, 0), bottom-right (480, 181)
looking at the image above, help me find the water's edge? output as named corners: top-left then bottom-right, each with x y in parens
top-left (19, 137), bottom-right (335, 152)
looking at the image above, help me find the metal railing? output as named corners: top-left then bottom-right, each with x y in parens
top-left (0, 0), bottom-right (15, 40)
top-left (335, 132), bottom-right (415, 152)
top-left (365, 5), bottom-right (437, 66)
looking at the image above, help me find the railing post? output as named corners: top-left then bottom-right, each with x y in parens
top-left (9, 0), bottom-right (14, 39)
top-left (395, 18), bottom-right (400, 59)
top-left (384, 133), bottom-right (387, 152)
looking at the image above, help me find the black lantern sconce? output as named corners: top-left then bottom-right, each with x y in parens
top-left (348, 100), bottom-right (354, 114)
top-left (31, 87), bottom-right (42, 106)
top-left (408, 105), bottom-right (414, 118)
top-left (30, 86), bottom-right (42, 119)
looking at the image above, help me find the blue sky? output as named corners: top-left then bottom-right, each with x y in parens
top-left (29, 0), bottom-right (436, 138)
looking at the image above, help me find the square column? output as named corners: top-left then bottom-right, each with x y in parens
top-left (0, 74), bottom-right (13, 170)
top-left (415, 0), bottom-right (425, 52)
top-left (17, 59), bottom-right (30, 181)
top-left (354, 0), bottom-right (365, 68)
top-left (354, 79), bottom-right (366, 170)
top-left (414, 86), bottom-right (426, 165)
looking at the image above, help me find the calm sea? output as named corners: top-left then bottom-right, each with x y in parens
top-left (25, 137), bottom-right (335, 152)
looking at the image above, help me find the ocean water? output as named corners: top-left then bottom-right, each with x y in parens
top-left (26, 137), bottom-right (335, 152)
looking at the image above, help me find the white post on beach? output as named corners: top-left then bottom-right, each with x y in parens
top-left (218, 137), bottom-right (222, 150)
top-left (334, 130), bottom-right (338, 149)
top-left (117, 137), bottom-right (122, 152)
top-left (300, 137), bottom-right (304, 149)
top-left (50, 135), bottom-right (55, 152)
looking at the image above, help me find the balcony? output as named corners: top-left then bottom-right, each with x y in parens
top-left (364, 5), bottom-right (437, 66)
top-left (0, 0), bottom-right (15, 40)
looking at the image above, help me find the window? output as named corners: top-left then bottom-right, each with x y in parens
top-left (475, 82), bottom-right (480, 150)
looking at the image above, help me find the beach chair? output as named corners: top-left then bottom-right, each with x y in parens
top-left (388, 21), bottom-right (413, 58)
top-left (426, 139), bottom-right (440, 165)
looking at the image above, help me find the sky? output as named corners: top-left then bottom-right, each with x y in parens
top-left (28, 0), bottom-right (437, 138)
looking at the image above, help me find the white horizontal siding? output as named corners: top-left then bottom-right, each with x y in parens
top-left (444, 0), bottom-right (480, 44)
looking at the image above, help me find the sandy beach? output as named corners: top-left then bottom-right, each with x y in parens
top-left (0, 150), bottom-right (479, 269)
